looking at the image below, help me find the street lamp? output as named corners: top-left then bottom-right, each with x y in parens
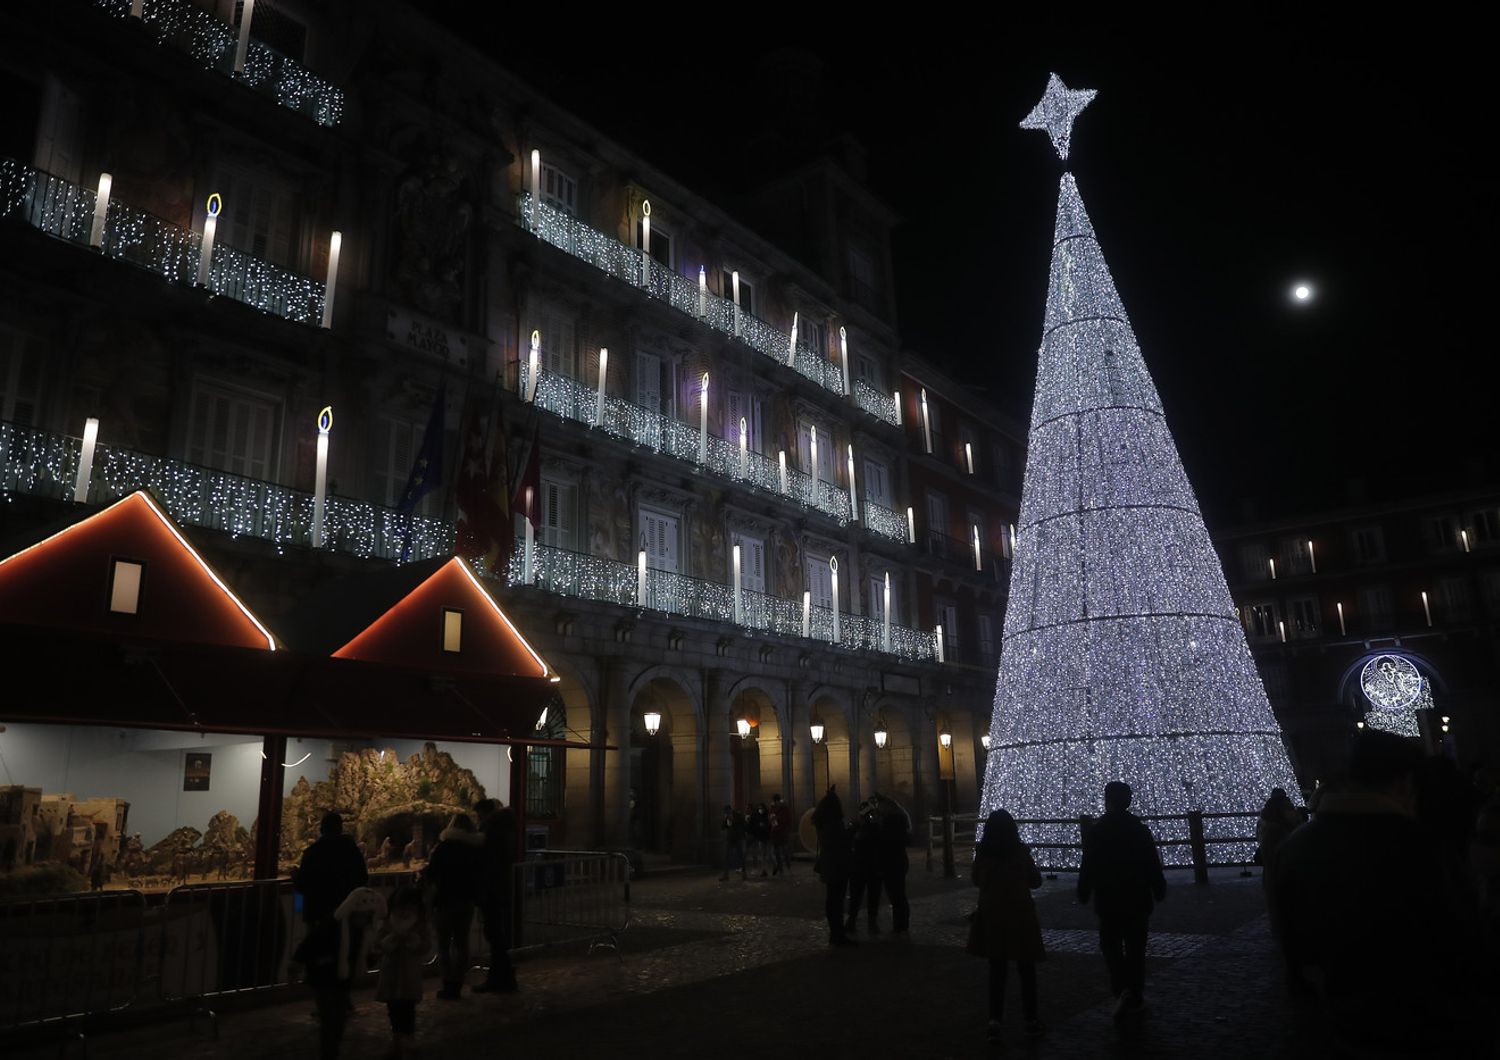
top-left (1441, 715), bottom-right (1451, 734)
top-left (980, 733), bottom-right (991, 752)
top-left (644, 711), bottom-right (662, 737)
top-left (736, 717), bottom-right (751, 739)
top-left (1356, 720), bottom-right (1366, 731)
top-left (874, 727), bottom-right (888, 749)
top-left (810, 721), bottom-right (825, 744)
top-left (939, 730), bottom-right (953, 750)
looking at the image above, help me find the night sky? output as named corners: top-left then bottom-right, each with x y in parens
top-left (450, 10), bottom-right (1492, 527)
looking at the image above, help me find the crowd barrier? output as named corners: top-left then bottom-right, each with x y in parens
top-left (0, 850), bottom-right (630, 1038)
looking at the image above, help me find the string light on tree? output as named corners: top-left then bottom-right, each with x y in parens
top-left (979, 74), bottom-right (1299, 866)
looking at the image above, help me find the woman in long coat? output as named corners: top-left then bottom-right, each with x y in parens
top-left (968, 808), bottom-right (1045, 1041)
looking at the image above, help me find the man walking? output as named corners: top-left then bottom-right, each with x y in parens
top-left (472, 798), bottom-right (519, 993)
top-left (769, 794), bottom-right (793, 874)
top-left (1077, 781), bottom-right (1165, 1018)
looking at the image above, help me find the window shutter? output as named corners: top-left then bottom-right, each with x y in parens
top-left (635, 352), bottom-right (661, 411)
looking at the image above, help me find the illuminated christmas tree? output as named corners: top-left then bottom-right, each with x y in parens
top-left (980, 75), bottom-right (1299, 863)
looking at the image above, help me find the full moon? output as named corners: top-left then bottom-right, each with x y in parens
top-left (1292, 284), bottom-right (1312, 302)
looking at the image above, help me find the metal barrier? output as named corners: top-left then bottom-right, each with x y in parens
top-left (925, 814), bottom-right (980, 872)
top-left (514, 850), bottom-right (631, 954)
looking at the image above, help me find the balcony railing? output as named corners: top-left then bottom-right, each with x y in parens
top-left (863, 499), bottom-right (908, 544)
top-left (518, 195), bottom-right (894, 404)
top-left (509, 540), bottom-right (939, 662)
top-left (1, 420), bottom-right (452, 563)
top-left (1, 158), bottom-right (325, 326)
top-left (853, 379), bottom-right (899, 428)
top-left (527, 366), bottom-right (852, 525)
top-left (95, 0), bottom-right (344, 127)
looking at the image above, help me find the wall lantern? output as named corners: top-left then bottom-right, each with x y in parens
top-left (874, 727), bottom-right (888, 750)
top-left (736, 717), bottom-right (752, 739)
top-left (981, 733), bottom-right (992, 751)
top-left (939, 730), bottom-right (953, 749)
top-left (644, 711), bottom-right (662, 737)
top-left (810, 721), bottom-right (825, 744)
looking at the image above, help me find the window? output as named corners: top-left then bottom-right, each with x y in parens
top-left (867, 574), bottom-right (891, 625)
top-left (441, 608), bottom-right (463, 653)
top-left (1358, 584), bottom-right (1393, 628)
top-left (1289, 596), bottom-right (1319, 638)
top-left (1482, 570), bottom-right (1500, 607)
top-left (635, 351), bottom-right (663, 412)
top-left (732, 532), bottom-right (766, 594)
top-left (1238, 543), bottom-right (1272, 582)
top-left (187, 383), bottom-right (278, 480)
top-left (855, 354), bottom-right (881, 390)
top-left (213, 160), bottom-right (294, 266)
top-left (797, 420), bottom-right (835, 483)
top-left (926, 490), bottom-right (951, 548)
top-left (802, 319), bottom-right (827, 360)
top-left (0, 324), bottom-right (44, 424)
top-left (1469, 509), bottom-right (1500, 545)
top-left (1437, 577), bottom-right (1472, 621)
top-left (977, 614), bottom-right (997, 663)
top-left (1352, 526), bottom-right (1386, 565)
top-left (636, 219), bottom-right (674, 269)
top-left (373, 415), bottom-right (437, 515)
top-left (640, 509), bottom-right (679, 573)
top-left (847, 243), bottom-right (878, 307)
top-left (1424, 515), bottom-right (1460, 553)
top-left (530, 300), bottom-right (576, 378)
top-left (805, 554), bottom-right (834, 610)
top-left (541, 478), bottom-right (576, 550)
top-left (863, 458), bottom-right (891, 510)
top-left (721, 269), bottom-right (754, 316)
top-left (937, 601), bottom-right (959, 656)
top-left (1243, 602), bottom-right (1279, 639)
top-left (526, 745), bottom-right (564, 819)
top-left (1279, 537), bottom-right (1312, 575)
top-left (108, 559), bottom-right (144, 615)
top-left (542, 163), bottom-right (577, 214)
top-left (726, 390), bottom-right (762, 453)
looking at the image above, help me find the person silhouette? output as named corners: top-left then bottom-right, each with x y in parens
top-left (1077, 781), bottom-right (1164, 1019)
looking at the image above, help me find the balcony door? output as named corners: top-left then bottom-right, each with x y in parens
top-left (187, 383), bottom-right (279, 482)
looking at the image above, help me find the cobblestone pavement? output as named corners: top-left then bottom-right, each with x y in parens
top-left (17, 867), bottom-right (1338, 1059)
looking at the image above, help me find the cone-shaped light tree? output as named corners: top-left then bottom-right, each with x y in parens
top-left (980, 75), bottom-right (1299, 863)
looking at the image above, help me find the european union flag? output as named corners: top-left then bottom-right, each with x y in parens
top-left (398, 382), bottom-right (447, 514)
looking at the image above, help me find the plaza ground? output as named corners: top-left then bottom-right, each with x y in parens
top-left (16, 865), bottom-right (1326, 1059)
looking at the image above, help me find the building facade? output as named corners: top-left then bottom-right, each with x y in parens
top-left (1216, 487), bottom-right (1500, 786)
top-left (1, 0), bottom-right (1025, 865)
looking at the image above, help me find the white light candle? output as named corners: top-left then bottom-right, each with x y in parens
top-left (527, 330), bottom-right (540, 401)
top-left (73, 417), bottom-right (99, 503)
top-left (839, 326), bottom-right (851, 397)
top-left (89, 173), bottom-right (112, 249)
top-left (1306, 539), bottom-right (1316, 573)
top-left (1422, 590), bottom-right (1432, 627)
top-left (935, 624), bottom-right (945, 664)
top-left (1278, 619), bottom-right (1287, 643)
top-left (893, 388), bottom-right (902, 426)
top-left (907, 506), bottom-right (917, 544)
top-left (972, 523), bottom-right (982, 571)
top-left (1009, 523), bottom-right (1018, 556)
top-left (920, 389), bottom-right (932, 453)
top-left (195, 193), bottom-right (221, 288)
top-left (1268, 557), bottom-right (1277, 580)
top-left (787, 311), bottom-right (799, 366)
top-left (129, 0), bottom-right (143, 15)
top-left (523, 487), bottom-right (536, 584)
top-left (739, 417), bottom-right (748, 476)
top-left (637, 547), bottom-right (648, 606)
top-left (312, 406), bottom-right (332, 548)
top-left (698, 372), bottom-right (709, 464)
top-left (883, 571), bottom-right (892, 651)
top-left (640, 200), bottom-right (651, 287)
top-left (964, 441), bottom-right (975, 475)
top-left (698, 265), bottom-right (707, 318)
top-left (829, 557), bottom-right (840, 644)
top-left (778, 450), bottom-right (789, 494)
top-left (732, 544), bottom-right (743, 624)
top-left (1337, 601), bottom-right (1346, 636)
top-left (233, 0), bottom-right (255, 74)
top-left (529, 150), bottom-right (541, 229)
top-left (731, 270), bottom-right (741, 336)
top-left (595, 347), bottom-right (608, 426)
top-left (1461, 529), bottom-right (1471, 553)
top-left (847, 444), bottom-right (859, 523)
top-left (810, 425), bottom-right (819, 488)
top-left (321, 230), bottom-right (342, 328)
top-left (802, 590), bottom-right (811, 638)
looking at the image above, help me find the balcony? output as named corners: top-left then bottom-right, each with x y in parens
top-left (853, 380), bottom-right (899, 428)
top-left (2, 159), bottom-right (326, 326)
top-left (527, 366), bottom-right (852, 526)
top-left (518, 195), bottom-right (900, 409)
top-left (2, 420), bottom-right (452, 563)
top-left (863, 499), bottom-right (908, 545)
top-left (95, 0), bottom-right (344, 127)
top-left (511, 540), bottom-right (939, 662)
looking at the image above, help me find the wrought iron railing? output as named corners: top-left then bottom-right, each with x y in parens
top-left (526, 366), bottom-right (852, 525)
top-left (1, 420), bottom-right (451, 563)
top-left (508, 540), bottom-right (938, 662)
top-left (94, 0), bottom-right (344, 127)
top-left (518, 194), bottom-right (894, 404)
top-left (853, 379), bottom-right (899, 428)
top-left (1, 158), bottom-right (325, 326)
top-left (863, 499), bottom-right (908, 544)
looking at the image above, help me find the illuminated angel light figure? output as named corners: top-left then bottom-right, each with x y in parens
top-left (980, 75), bottom-right (1299, 865)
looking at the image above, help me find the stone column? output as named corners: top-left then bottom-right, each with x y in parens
top-left (701, 669), bottom-right (733, 860)
top-left (599, 658), bottom-right (632, 849)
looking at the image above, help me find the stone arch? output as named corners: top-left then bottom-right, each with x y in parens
top-left (867, 699), bottom-right (917, 809)
top-left (809, 688), bottom-right (853, 800)
top-left (1336, 649), bottom-right (1449, 748)
top-left (627, 672), bottom-right (701, 860)
top-left (729, 683), bottom-right (786, 809)
top-left (547, 661), bottom-right (598, 848)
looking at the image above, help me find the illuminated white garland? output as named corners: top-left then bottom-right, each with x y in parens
top-left (854, 380), bottom-right (900, 428)
top-left (980, 77), bottom-right (1299, 866)
top-left (1360, 655), bottom-right (1429, 738)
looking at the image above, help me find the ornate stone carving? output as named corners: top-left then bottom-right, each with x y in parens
top-left (393, 150), bottom-right (473, 319)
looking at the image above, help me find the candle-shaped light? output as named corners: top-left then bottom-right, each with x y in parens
top-left (778, 449), bottom-right (789, 494)
top-left (892, 388), bottom-right (902, 426)
top-left (731, 270), bottom-right (741, 336)
top-left (972, 523), bottom-right (982, 571)
top-left (595, 347), bottom-right (609, 426)
top-left (1337, 601), bottom-right (1346, 636)
top-left (312, 406), bottom-right (332, 547)
top-left (829, 556), bottom-right (840, 644)
top-left (732, 543), bottom-right (743, 624)
top-left (529, 150), bottom-right (541, 229)
top-left (698, 265), bottom-right (707, 318)
top-left (89, 173), bottom-right (112, 249)
top-left (964, 441), bottom-right (975, 475)
top-left (882, 571), bottom-right (892, 652)
top-left (523, 486), bottom-right (536, 584)
top-left (195, 192), bottom-right (221, 287)
top-left (73, 417), bottom-right (99, 503)
top-left (129, 0), bottom-right (143, 15)
top-left (698, 372), bottom-right (709, 465)
top-left (1268, 557), bottom-right (1277, 580)
top-left (919, 388), bottom-right (932, 453)
top-left (1461, 529), bottom-right (1472, 553)
top-left (1422, 590), bottom-right (1433, 627)
top-left (639, 200), bottom-right (651, 287)
top-left (233, 0), bottom-right (255, 73)
top-left (1306, 539), bottom-right (1316, 573)
top-left (1278, 619), bottom-right (1287, 643)
top-left (907, 506), bottom-right (917, 545)
top-left (934, 624), bottom-right (946, 664)
top-left (1008, 523), bottom-right (1018, 558)
top-left (739, 417), bottom-right (749, 476)
top-left (320, 230), bottom-right (342, 328)
top-left (839, 326), bottom-right (851, 396)
top-left (637, 545), bottom-right (648, 606)
top-left (527, 330), bottom-right (541, 401)
top-left (846, 444), bottom-right (859, 523)
top-left (809, 425), bottom-right (819, 488)
top-left (787, 311), bottom-right (799, 366)
top-left (802, 589), bottom-right (811, 638)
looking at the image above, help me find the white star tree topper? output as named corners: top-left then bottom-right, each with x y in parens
top-left (1020, 73), bottom-right (1097, 161)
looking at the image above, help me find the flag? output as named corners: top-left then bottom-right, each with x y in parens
top-left (397, 382), bottom-right (446, 560)
top-left (486, 409), bottom-right (513, 573)
top-left (510, 427), bottom-right (541, 532)
top-left (453, 395), bottom-right (493, 562)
